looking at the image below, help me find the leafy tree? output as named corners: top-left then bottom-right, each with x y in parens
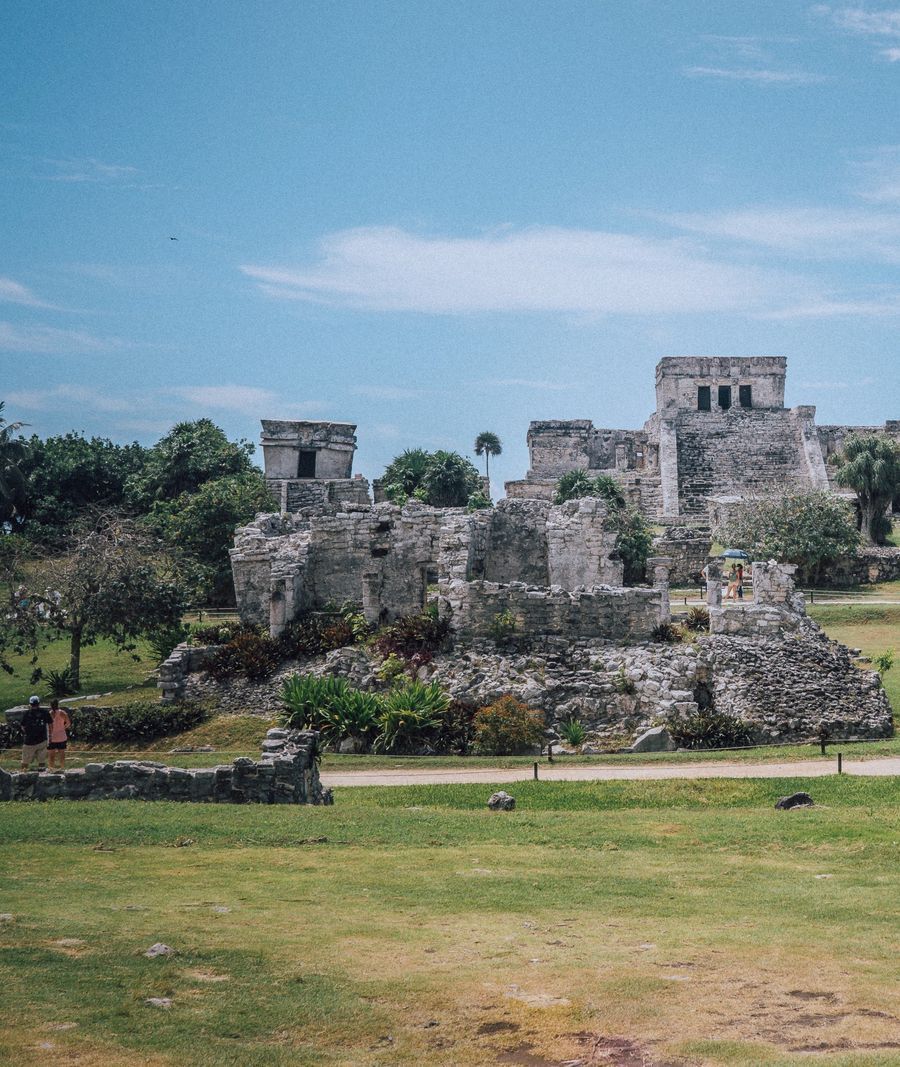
top-left (715, 489), bottom-right (859, 585)
top-left (149, 470), bottom-right (277, 605)
top-left (553, 469), bottom-right (649, 583)
top-left (0, 402), bottom-right (28, 526)
top-left (833, 434), bottom-right (900, 545)
top-left (0, 534), bottom-right (43, 676)
top-left (18, 432), bottom-right (146, 545)
top-left (32, 513), bottom-right (185, 689)
top-left (474, 431), bottom-right (502, 481)
top-left (381, 448), bottom-right (481, 508)
top-left (126, 419), bottom-right (255, 508)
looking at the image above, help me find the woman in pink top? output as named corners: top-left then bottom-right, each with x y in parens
top-left (47, 698), bottom-right (71, 770)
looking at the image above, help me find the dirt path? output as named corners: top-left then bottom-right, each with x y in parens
top-left (321, 755), bottom-right (900, 788)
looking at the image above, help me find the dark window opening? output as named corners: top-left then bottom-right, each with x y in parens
top-left (739, 384), bottom-right (752, 409)
top-left (718, 385), bottom-right (732, 410)
top-left (697, 386), bottom-right (711, 411)
top-left (296, 450), bottom-right (317, 478)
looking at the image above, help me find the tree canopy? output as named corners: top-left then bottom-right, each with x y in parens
top-left (381, 449), bottom-right (485, 508)
top-left (833, 434), bottom-right (900, 545)
top-left (474, 431), bottom-right (502, 480)
top-left (0, 402), bottom-right (28, 526)
top-left (715, 489), bottom-right (859, 584)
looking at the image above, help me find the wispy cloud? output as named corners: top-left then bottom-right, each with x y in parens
top-left (665, 206), bottom-right (900, 262)
top-left (0, 321), bottom-right (124, 354)
top-left (855, 145), bottom-right (900, 202)
top-left (759, 295), bottom-right (900, 318)
top-left (241, 225), bottom-right (798, 316)
top-left (168, 385), bottom-right (327, 418)
top-left (44, 157), bottom-right (141, 184)
top-left (6, 384), bottom-right (135, 412)
top-left (684, 34), bottom-right (828, 84)
top-left (813, 5), bottom-right (900, 59)
top-left (794, 376), bottom-right (876, 388)
top-left (0, 276), bottom-right (56, 309)
top-left (683, 66), bottom-right (829, 84)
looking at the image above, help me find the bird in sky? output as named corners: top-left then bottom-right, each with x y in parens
top-left (169, 236), bottom-right (178, 240)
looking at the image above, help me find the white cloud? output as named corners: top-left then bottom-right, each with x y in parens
top-left (0, 276), bottom-right (54, 309)
top-left (813, 5), bottom-right (900, 58)
top-left (682, 66), bottom-right (829, 84)
top-left (0, 321), bottom-right (122, 354)
top-left (44, 157), bottom-right (140, 184)
top-left (6, 384), bottom-right (135, 412)
top-left (758, 295), bottom-right (900, 318)
top-left (665, 206), bottom-right (900, 262)
top-left (241, 225), bottom-right (798, 316)
top-left (169, 385), bottom-right (280, 411)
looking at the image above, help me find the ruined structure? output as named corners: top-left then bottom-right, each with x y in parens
top-left (506, 356), bottom-right (900, 520)
top-left (261, 419), bottom-right (371, 513)
top-left (0, 727), bottom-right (330, 804)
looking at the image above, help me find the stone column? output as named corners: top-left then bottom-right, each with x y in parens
top-left (269, 579), bottom-right (288, 638)
top-left (362, 572), bottom-right (382, 626)
top-left (705, 560), bottom-right (722, 608)
top-left (646, 555), bottom-right (673, 622)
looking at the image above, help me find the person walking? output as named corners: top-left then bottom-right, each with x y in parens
top-left (20, 695), bottom-right (51, 772)
top-left (47, 698), bottom-right (71, 770)
top-left (724, 564), bottom-right (739, 600)
top-left (736, 563), bottom-right (745, 600)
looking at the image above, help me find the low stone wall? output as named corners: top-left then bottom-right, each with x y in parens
top-left (0, 729), bottom-right (332, 805)
top-left (159, 643), bottom-right (213, 703)
top-left (652, 525), bottom-right (711, 584)
top-left (439, 578), bottom-right (665, 641)
top-left (822, 547), bottom-right (900, 587)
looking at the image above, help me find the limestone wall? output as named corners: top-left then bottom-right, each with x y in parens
top-left (440, 578), bottom-right (664, 641)
top-left (655, 356), bottom-right (787, 412)
top-left (652, 525), bottom-right (711, 584)
top-left (0, 729), bottom-right (332, 805)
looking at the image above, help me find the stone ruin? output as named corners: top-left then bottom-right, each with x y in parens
top-left (0, 726), bottom-right (330, 804)
top-left (168, 361), bottom-right (897, 747)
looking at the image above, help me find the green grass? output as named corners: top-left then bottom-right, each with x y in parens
top-left (1, 778), bottom-right (899, 1065)
top-left (0, 634), bottom-right (157, 710)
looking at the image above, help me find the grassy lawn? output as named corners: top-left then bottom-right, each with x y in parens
top-left (1, 777), bottom-right (899, 1065)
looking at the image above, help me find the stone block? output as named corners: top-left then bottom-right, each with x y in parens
top-left (629, 726), bottom-right (676, 753)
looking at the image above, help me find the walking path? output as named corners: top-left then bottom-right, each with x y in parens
top-left (321, 755), bottom-right (900, 788)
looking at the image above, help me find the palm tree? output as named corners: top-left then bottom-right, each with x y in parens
top-left (474, 431), bottom-right (502, 484)
top-left (0, 402), bottom-right (28, 525)
top-left (834, 434), bottom-right (900, 545)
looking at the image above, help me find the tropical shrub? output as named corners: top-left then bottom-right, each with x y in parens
top-left (682, 606), bottom-right (710, 633)
top-left (612, 665), bottom-right (636, 695)
top-left (372, 613), bottom-right (450, 659)
top-left (380, 448), bottom-right (482, 507)
top-left (147, 622), bottom-right (192, 663)
top-left (558, 716), bottom-right (586, 747)
top-left (432, 699), bottom-right (478, 755)
top-left (488, 609), bottom-right (518, 644)
top-left (68, 700), bottom-right (210, 744)
top-left (191, 621), bottom-right (245, 646)
top-left (666, 707), bottom-right (755, 750)
top-left (205, 630), bottom-right (282, 681)
top-left (46, 667), bottom-right (77, 698)
top-left (875, 649), bottom-right (894, 676)
top-left (472, 696), bottom-right (545, 755)
top-left (279, 673), bottom-right (351, 730)
top-left (651, 621), bottom-right (683, 644)
top-left (282, 610), bottom-right (366, 658)
top-left (373, 680), bottom-right (451, 753)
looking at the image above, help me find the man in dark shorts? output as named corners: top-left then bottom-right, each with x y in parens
top-left (20, 695), bottom-right (52, 771)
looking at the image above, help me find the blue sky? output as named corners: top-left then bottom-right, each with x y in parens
top-left (2, 0), bottom-right (899, 490)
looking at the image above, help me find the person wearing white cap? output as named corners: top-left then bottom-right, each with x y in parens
top-left (20, 695), bottom-right (52, 772)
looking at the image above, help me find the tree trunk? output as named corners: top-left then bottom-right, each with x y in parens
top-left (69, 624), bottom-right (83, 690)
top-left (862, 502), bottom-right (879, 546)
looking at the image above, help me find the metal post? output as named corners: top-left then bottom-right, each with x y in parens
top-left (533, 762), bottom-right (539, 780)
top-left (837, 752), bottom-right (842, 774)
top-left (547, 742), bottom-right (554, 764)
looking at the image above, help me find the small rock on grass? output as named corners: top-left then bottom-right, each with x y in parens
top-left (0, 914), bottom-right (13, 922)
top-left (775, 792), bottom-right (814, 810)
top-left (145, 997), bottom-right (173, 1009)
top-left (487, 791), bottom-right (515, 811)
top-left (144, 943), bottom-right (176, 958)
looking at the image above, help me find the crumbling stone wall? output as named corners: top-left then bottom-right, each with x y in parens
top-left (439, 579), bottom-right (664, 641)
top-left (0, 729), bottom-right (331, 804)
top-left (652, 524), bottom-right (711, 584)
top-left (710, 561), bottom-right (809, 637)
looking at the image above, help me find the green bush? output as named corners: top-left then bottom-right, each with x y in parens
top-left (69, 701), bottom-right (210, 744)
top-left (666, 707), bottom-right (755, 750)
top-left (147, 622), bottom-right (192, 663)
top-left (191, 621), bottom-right (246, 646)
top-left (279, 674), bottom-right (350, 729)
top-left (432, 699), bottom-right (478, 755)
top-left (875, 649), bottom-right (894, 676)
top-left (374, 681), bottom-right (451, 754)
top-left (612, 666), bottom-right (636, 695)
top-left (46, 666), bottom-right (77, 698)
top-left (281, 609), bottom-right (369, 658)
top-left (472, 696), bottom-right (545, 755)
top-left (205, 630), bottom-right (282, 681)
top-left (488, 609), bottom-right (518, 644)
